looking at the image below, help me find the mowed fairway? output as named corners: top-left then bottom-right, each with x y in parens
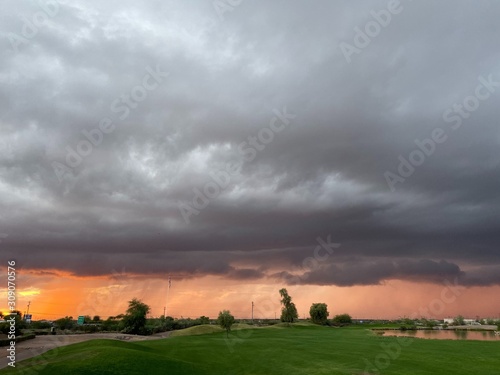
top-left (2, 324), bottom-right (500, 375)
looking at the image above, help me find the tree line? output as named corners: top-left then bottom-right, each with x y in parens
top-left (218, 288), bottom-right (351, 336)
top-left (1, 288), bottom-right (351, 337)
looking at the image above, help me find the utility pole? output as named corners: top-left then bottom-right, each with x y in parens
top-left (25, 301), bottom-right (31, 323)
top-left (251, 301), bottom-right (254, 323)
top-left (163, 306), bottom-right (166, 317)
top-left (166, 275), bottom-right (171, 318)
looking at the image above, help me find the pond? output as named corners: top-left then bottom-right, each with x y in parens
top-left (380, 329), bottom-right (500, 341)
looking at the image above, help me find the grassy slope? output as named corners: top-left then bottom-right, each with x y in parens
top-left (169, 324), bottom-right (223, 337)
top-left (2, 325), bottom-right (500, 375)
top-left (170, 322), bottom-right (256, 337)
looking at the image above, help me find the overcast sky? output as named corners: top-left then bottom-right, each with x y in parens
top-left (1, 0), bottom-right (500, 294)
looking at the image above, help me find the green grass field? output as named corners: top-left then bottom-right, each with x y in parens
top-left (3, 324), bottom-right (500, 374)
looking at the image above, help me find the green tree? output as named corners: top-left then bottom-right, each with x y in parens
top-left (1, 311), bottom-right (25, 336)
top-left (217, 310), bottom-right (235, 338)
top-left (92, 315), bottom-right (101, 322)
top-left (332, 313), bottom-right (352, 325)
top-left (400, 317), bottom-right (414, 326)
top-left (420, 318), bottom-right (437, 328)
top-left (199, 316), bottom-right (210, 325)
top-left (309, 303), bottom-right (329, 324)
top-left (122, 298), bottom-right (151, 335)
top-left (102, 316), bottom-right (121, 331)
top-left (32, 320), bottom-right (51, 329)
top-left (279, 288), bottom-right (298, 323)
top-left (453, 315), bottom-right (465, 326)
top-left (55, 316), bottom-right (74, 330)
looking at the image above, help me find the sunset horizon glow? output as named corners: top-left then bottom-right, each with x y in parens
top-left (2, 269), bottom-right (500, 321)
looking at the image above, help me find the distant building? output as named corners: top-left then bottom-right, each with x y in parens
top-left (443, 318), bottom-right (479, 325)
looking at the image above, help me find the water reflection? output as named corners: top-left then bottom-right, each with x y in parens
top-left (453, 330), bottom-right (468, 339)
top-left (381, 329), bottom-right (500, 341)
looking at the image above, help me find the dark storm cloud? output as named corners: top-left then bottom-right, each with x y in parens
top-left (293, 259), bottom-right (465, 287)
top-left (1, 0), bottom-right (499, 287)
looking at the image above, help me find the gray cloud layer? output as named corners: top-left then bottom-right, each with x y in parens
top-left (1, 0), bottom-right (499, 287)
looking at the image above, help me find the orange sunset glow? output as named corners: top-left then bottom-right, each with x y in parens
top-left (3, 269), bottom-right (500, 321)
